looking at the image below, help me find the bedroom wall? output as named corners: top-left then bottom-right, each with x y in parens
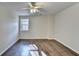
top-left (0, 5), bottom-right (19, 55)
top-left (19, 15), bottom-right (55, 39)
top-left (55, 3), bottom-right (79, 53)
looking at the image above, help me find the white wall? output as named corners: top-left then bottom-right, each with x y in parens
top-left (19, 15), bottom-right (55, 39)
top-left (55, 3), bottom-right (79, 53)
top-left (0, 5), bottom-right (18, 55)
top-left (47, 15), bottom-right (55, 39)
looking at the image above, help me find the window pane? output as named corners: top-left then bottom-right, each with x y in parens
top-left (20, 18), bottom-right (29, 31)
top-left (21, 19), bottom-right (29, 22)
top-left (21, 21), bottom-right (28, 25)
top-left (22, 26), bottom-right (28, 30)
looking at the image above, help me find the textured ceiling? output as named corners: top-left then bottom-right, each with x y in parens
top-left (0, 2), bottom-right (77, 16)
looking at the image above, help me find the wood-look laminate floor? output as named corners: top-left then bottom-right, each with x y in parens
top-left (2, 39), bottom-right (77, 56)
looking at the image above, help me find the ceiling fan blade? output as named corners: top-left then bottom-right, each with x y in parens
top-left (31, 2), bottom-right (36, 7)
top-left (22, 8), bottom-right (31, 10)
top-left (28, 2), bottom-right (36, 7)
top-left (28, 2), bottom-right (33, 7)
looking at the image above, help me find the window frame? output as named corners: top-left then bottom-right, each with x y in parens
top-left (19, 16), bottom-right (29, 32)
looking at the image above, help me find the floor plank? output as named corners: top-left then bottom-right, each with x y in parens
top-left (2, 39), bottom-right (77, 56)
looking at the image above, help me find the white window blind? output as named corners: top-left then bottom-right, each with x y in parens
top-left (20, 19), bottom-right (29, 31)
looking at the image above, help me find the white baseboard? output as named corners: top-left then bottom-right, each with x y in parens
top-left (19, 38), bottom-right (48, 40)
top-left (19, 38), bottom-right (56, 40)
top-left (0, 38), bottom-right (19, 56)
top-left (55, 39), bottom-right (79, 54)
top-left (48, 38), bottom-right (56, 40)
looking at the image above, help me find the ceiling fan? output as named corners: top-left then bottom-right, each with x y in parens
top-left (22, 2), bottom-right (44, 14)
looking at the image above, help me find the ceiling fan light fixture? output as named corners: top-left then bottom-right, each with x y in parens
top-left (30, 8), bottom-right (39, 13)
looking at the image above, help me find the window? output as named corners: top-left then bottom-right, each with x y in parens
top-left (20, 18), bottom-right (29, 31)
